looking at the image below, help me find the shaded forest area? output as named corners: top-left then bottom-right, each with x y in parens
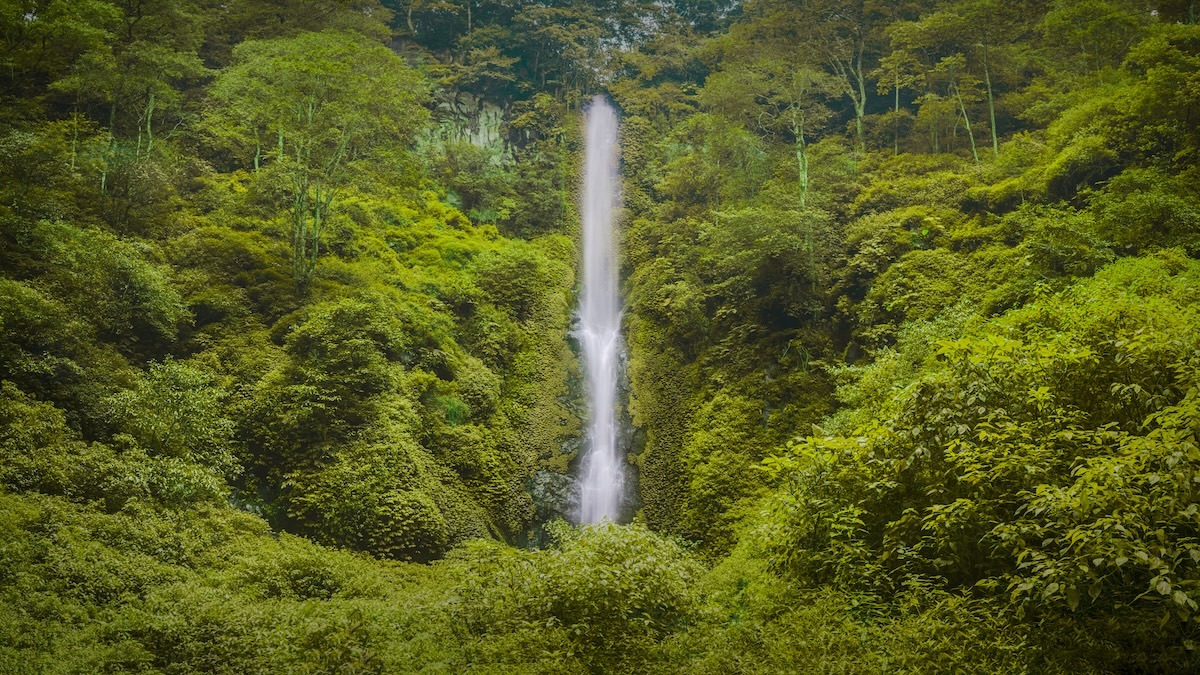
top-left (2, 0), bottom-right (1200, 672)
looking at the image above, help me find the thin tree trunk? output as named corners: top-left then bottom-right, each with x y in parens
top-left (102, 102), bottom-right (116, 195)
top-left (829, 44), bottom-right (867, 159)
top-left (794, 119), bottom-right (809, 209)
top-left (70, 110), bottom-right (79, 171)
top-left (145, 90), bottom-right (155, 154)
top-left (853, 49), bottom-right (867, 157)
top-left (983, 44), bottom-right (998, 157)
top-left (798, 145), bottom-right (809, 208)
top-left (292, 174), bottom-right (306, 284)
top-left (310, 181), bottom-right (322, 281)
top-left (293, 124), bottom-right (308, 284)
top-left (953, 83), bottom-right (980, 163)
top-left (894, 71), bottom-right (900, 156)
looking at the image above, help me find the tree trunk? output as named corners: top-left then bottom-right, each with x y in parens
top-left (829, 39), bottom-right (868, 159)
top-left (953, 83), bottom-right (980, 164)
top-left (102, 102), bottom-right (117, 195)
top-left (310, 182), bottom-right (322, 282)
top-left (145, 90), bottom-right (155, 154)
top-left (70, 110), bottom-right (79, 171)
top-left (894, 71), bottom-right (901, 156)
top-left (853, 51), bottom-right (867, 157)
top-left (983, 44), bottom-right (998, 157)
top-left (292, 180), bottom-right (306, 283)
top-left (792, 113), bottom-right (809, 209)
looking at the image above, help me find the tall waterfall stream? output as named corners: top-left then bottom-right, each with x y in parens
top-left (577, 96), bottom-right (624, 524)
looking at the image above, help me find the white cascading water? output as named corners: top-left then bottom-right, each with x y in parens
top-left (578, 96), bottom-right (623, 524)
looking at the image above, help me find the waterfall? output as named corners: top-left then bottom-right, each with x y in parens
top-left (578, 96), bottom-right (623, 524)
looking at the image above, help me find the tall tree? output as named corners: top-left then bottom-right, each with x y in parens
top-left (0, 0), bottom-right (119, 100)
top-left (897, 0), bottom-right (1034, 156)
top-left (740, 0), bottom-right (892, 157)
top-left (205, 31), bottom-right (429, 287)
top-left (703, 56), bottom-right (838, 207)
top-left (887, 12), bottom-right (992, 158)
top-left (1042, 0), bottom-right (1155, 81)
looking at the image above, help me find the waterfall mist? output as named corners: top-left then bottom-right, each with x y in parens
top-left (578, 96), bottom-right (624, 524)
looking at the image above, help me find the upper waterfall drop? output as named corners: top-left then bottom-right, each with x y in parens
top-left (578, 96), bottom-right (624, 524)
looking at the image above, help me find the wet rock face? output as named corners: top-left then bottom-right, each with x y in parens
top-left (529, 469), bottom-right (576, 526)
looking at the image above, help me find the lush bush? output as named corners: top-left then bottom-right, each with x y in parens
top-left (757, 253), bottom-right (1200, 670)
top-left (453, 522), bottom-right (703, 672)
top-left (104, 359), bottom-right (238, 478)
top-left (285, 444), bottom-right (452, 561)
top-left (651, 550), bottom-right (1046, 674)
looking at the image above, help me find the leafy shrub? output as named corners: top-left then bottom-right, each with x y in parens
top-left (474, 245), bottom-right (557, 322)
top-left (0, 381), bottom-right (84, 495)
top-left (1089, 167), bottom-right (1200, 255)
top-left (104, 359), bottom-right (239, 478)
top-left (0, 383), bottom-right (225, 509)
top-left (681, 392), bottom-right (770, 551)
top-left (285, 442), bottom-right (451, 562)
top-left (757, 254), bottom-right (1200, 668)
top-left (29, 221), bottom-right (188, 352)
top-left (455, 522), bottom-right (703, 671)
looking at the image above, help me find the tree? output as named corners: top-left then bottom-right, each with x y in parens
top-left (869, 0), bottom-right (931, 153)
top-left (105, 359), bottom-right (239, 479)
top-left (734, 0), bottom-right (896, 157)
top-left (668, 0), bottom-right (742, 33)
top-left (947, 0), bottom-right (1030, 156)
top-left (395, 0), bottom-right (463, 41)
top-left (512, 4), bottom-right (606, 98)
top-left (887, 1), bottom-right (1035, 157)
top-left (937, 54), bottom-right (983, 163)
top-left (887, 14), bottom-right (993, 159)
top-left (44, 0), bottom-right (207, 194)
top-left (875, 49), bottom-right (923, 154)
top-left (205, 31), bottom-right (429, 287)
top-left (703, 56), bottom-right (838, 207)
top-left (0, 0), bottom-right (119, 99)
top-left (1042, 0), bottom-right (1155, 81)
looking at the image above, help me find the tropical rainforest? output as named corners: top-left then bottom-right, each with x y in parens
top-left (1, 0), bottom-right (1199, 672)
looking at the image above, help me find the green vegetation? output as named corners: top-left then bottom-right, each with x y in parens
top-left (3, 0), bottom-right (1200, 672)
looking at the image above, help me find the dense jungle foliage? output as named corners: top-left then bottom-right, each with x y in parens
top-left (2, 0), bottom-right (1199, 671)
